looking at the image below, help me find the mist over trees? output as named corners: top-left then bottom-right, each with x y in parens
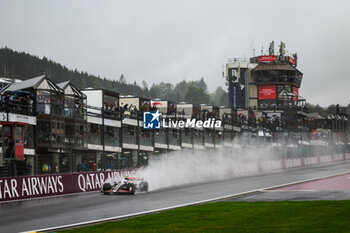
top-left (0, 47), bottom-right (229, 106)
top-left (305, 103), bottom-right (350, 117)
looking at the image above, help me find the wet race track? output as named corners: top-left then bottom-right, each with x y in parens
top-left (1, 160), bottom-right (350, 233)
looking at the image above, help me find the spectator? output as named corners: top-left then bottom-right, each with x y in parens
top-left (123, 104), bottom-right (129, 112)
top-left (20, 96), bottom-right (27, 113)
top-left (9, 94), bottom-right (16, 112)
top-left (81, 161), bottom-right (86, 171)
top-left (27, 96), bottom-right (33, 113)
top-left (0, 94), bottom-right (3, 111)
top-left (55, 162), bottom-right (59, 173)
top-left (44, 98), bottom-right (50, 114)
top-left (27, 163), bottom-right (33, 176)
top-left (93, 161), bottom-right (97, 171)
top-left (4, 93), bottom-right (10, 112)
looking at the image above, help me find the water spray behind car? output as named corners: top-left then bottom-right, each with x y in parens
top-left (134, 142), bottom-right (281, 191)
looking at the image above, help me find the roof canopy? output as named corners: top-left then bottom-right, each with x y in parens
top-left (57, 81), bottom-right (86, 98)
top-left (2, 75), bottom-right (63, 93)
top-left (253, 63), bottom-right (302, 75)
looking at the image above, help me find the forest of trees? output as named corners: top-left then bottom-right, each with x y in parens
top-left (0, 47), bottom-right (348, 114)
top-left (0, 47), bottom-right (228, 106)
top-left (305, 103), bottom-right (350, 117)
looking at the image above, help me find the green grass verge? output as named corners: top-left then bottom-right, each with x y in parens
top-left (60, 201), bottom-right (350, 233)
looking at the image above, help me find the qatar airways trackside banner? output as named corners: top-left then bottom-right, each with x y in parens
top-left (0, 170), bottom-right (134, 202)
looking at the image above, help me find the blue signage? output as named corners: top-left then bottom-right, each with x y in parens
top-left (143, 111), bottom-right (161, 129)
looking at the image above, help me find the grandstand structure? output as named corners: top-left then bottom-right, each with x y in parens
top-left (0, 48), bottom-right (349, 177)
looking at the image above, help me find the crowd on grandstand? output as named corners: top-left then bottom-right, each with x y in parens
top-left (0, 92), bottom-right (34, 113)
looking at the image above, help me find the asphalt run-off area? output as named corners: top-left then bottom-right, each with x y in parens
top-left (229, 169), bottom-right (350, 202)
top-left (277, 173), bottom-right (350, 191)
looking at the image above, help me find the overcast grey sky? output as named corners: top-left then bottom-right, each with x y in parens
top-left (1, 0), bottom-right (349, 106)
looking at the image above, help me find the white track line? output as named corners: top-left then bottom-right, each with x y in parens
top-left (261, 189), bottom-right (317, 192)
top-left (23, 170), bottom-right (350, 233)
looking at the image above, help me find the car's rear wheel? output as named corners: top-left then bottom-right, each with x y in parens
top-left (129, 184), bottom-right (136, 195)
top-left (103, 183), bottom-right (112, 193)
top-left (141, 181), bottom-right (149, 192)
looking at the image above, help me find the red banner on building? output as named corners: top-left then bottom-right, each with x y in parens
top-left (258, 55), bottom-right (276, 62)
top-left (15, 144), bottom-right (24, 160)
top-left (258, 86), bottom-right (276, 100)
top-left (288, 56), bottom-right (295, 65)
top-left (293, 86), bottom-right (299, 101)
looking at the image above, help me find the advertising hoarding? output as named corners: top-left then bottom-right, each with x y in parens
top-left (228, 83), bottom-right (240, 109)
top-left (258, 55), bottom-right (276, 62)
top-left (233, 84), bottom-right (240, 109)
top-left (258, 86), bottom-right (276, 100)
top-left (15, 144), bottom-right (24, 160)
top-left (0, 170), bottom-right (134, 202)
top-left (292, 86), bottom-right (299, 101)
top-left (151, 100), bottom-right (168, 114)
top-left (255, 55), bottom-right (295, 65)
top-left (288, 56), bottom-right (295, 65)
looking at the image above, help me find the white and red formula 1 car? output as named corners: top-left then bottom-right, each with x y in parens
top-left (102, 176), bottom-right (149, 195)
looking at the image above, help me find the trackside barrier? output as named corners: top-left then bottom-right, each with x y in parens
top-left (0, 153), bottom-right (349, 203)
top-left (278, 153), bottom-right (350, 171)
top-left (219, 153), bottom-right (350, 179)
top-left (0, 170), bottom-right (135, 202)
